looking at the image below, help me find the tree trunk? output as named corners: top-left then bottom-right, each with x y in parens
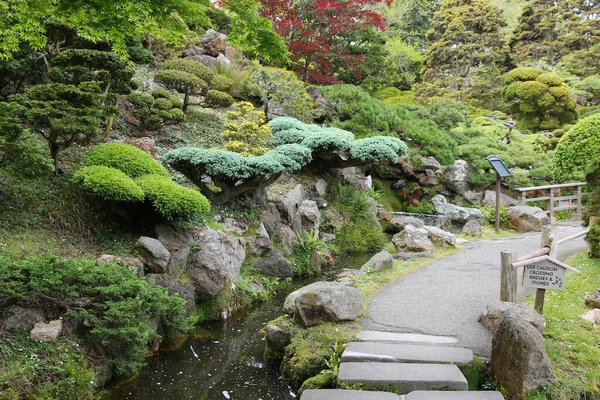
top-left (183, 92), bottom-right (190, 112)
top-left (49, 142), bottom-right (60, 171)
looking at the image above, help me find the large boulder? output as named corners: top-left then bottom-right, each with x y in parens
top-left (432, 195), bottom-right (485, 224)
top-left (360, 251), bottom-right (394, 273)
top-left (444, 160), bottom-right (472, 196)
top-left (585, 289), bottom-right (600, 309)
top-left (260, 203), bottom-right (281, 234)
top-left (147, 274), bottom-right (196, 316)
top-left (299, 200), bottom-right (321, 235)
top-left (250, 222), bottom-right (272, 255)
top-left (97, 254), bottom-right (145, 277)
top-left (201, 29), bottom-right (227, 57)
top-left (461, 220), bottom-right (482, 237)
top-left (508, 206), bottom-right (548, 232)
top-left (283, 281), bottom-right (363, 326)
top-left (275, 184), bottom-right (306, 233)
top-left (422, 226), bottom-right (456, 247)
top-left (392, 225), bottom-right (434, 253)
top-left (255, 250), bottom-right (293, 278)
top-left (0, 305), bottom-right (45, 331)
top-left (265, 323), bottom-right (291, 350)
top-left (187, 227), bottom-right (246, 300)
top-left (275, 225), bottom-right (297, 256)
top-left (491, 310), bottom-right (556, 397)
top-left (189, 54), bottom-right (219, 68)
top-left (482, 190), bottom-right (518, 206)
top-left (479, 301), bottom-right (546, 334)
top-left (155, 225), bottom-right (192, 277)
top-left (134, 236), bottom-right (170, 274)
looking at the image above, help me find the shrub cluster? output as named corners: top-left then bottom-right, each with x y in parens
top-left (553, 114), bottom-right (600, 180)
top-left (75, 143), bottom-right (210, 218)
top-left (0, 254), bottom-right (189, 377)
top-left (126, 90), bottom-right (185, 130)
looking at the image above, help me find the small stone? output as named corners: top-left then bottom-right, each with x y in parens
top-left (584, 289), bottom-right (600, 309)
top-left (392, 225), bottom-right (434, 253)
top-left (31, 320), bottom-right (63, 342)
top-left (581, 308), bottom-right (600, 326)
top-left (134, 236), bottom-right (170, 273)
top-left (360, 251), bottom-right (394, 272)
top-left (461, 220), bottom-right (482, 237)
top-left (265, 324), bottom-right (291, 350)
top-left (255, 250), bottom-right (293, 278)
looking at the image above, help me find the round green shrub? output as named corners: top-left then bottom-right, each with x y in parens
top-left (246, 155), bottom-right (285, 177)
top-left (73, 165), bottom-right (144, 201)
top-left (153, 97), bottom-right (173, 111)
top-left (135, 174), bottom-right (210, 218)
top-left (553, 114), bottom-right (600, 179)
top-left (211, 75), bottom-right (234, 92)
top-left (162, 58), bottom-right (214, 82)
top-left (162, 148), bottom-right (251, 180)
top-left (127, 92), bottom-right (154, 108)
top-left (269, 117), bottom-right (310, 134)
top-left (168, 95), bottom-right (184, 109)
top-left (271, 128), bottom-right (310, 146)
top-left (85, 143), bottom-right (169, 178)
top-left (269, 144), bottom-right (313, 171)
top-left (151, 89), bottom-right (171, 99)
top-left (168, 108), bottom-right (186, 122)
top-left (154, 70), bottom-right (208, 95)
top-left (350, 137), bottom-right (404, 163)
top-left (204, 89), bottom-right (234, 108)
top-left (586, 220), bottom-right (600, 258)
top-left (300, 127), bottom-right (354, 152)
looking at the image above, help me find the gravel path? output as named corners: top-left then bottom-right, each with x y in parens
top-left (364, 223), bottom-right (588, 357)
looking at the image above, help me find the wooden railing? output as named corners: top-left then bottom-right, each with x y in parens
top-left (516, 182), bottom-right (587, 223)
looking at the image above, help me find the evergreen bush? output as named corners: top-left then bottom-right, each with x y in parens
top-left (154, 70), bottom-right (207, 111)
top-left (223, 101), bottom-right (272, 156)
top-left (162, 58), bottom-right (214, 83)
top-left (553, 114), bottom-right (600, 180)
top-left (204, 89), bottom-right (235, 108)
top-left (73, 165), bottom-right (144, 201)
top-left (211, 75), bottom-right (234, 92)
top-left (86, 143), bottom-right (169, 178)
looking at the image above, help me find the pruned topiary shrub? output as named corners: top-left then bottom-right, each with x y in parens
top-left (223, 101), bottom-right (272, 156)
top-left (204, 89), bottom-right (234, 108)
top-left (154, 69), bottom-right (207, 111)
top-left (126, 91), bottom-right (185, 130)
top-left (164, 118), bottom-right (407, 204)
top-left (75, 143), bottom-right (210, 219)
top-left (553, 114), bottom-right (600, 181)
top-left (162, 58), bottom-right (214, 83)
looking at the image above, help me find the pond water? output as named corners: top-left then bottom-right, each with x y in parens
top-left (108, 252), bottom-right (373, 400)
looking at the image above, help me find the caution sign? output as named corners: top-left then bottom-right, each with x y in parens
top-left (522, 259), bottom-right (567, 290)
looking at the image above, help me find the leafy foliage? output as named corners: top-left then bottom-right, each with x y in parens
top-left (77, 143), bottom-right (210, 218)
top-left (223, 101), bottom-right (272, 156)
top-left (204, 89), bottom-right (234, 108)
top-left (126, 91), bottom-right (185, 130)
top-left (154, 69), bottom-right (207, 111)
top-left (0, 254), bottom-right (189, 376)
top-left (414, 0), bottom-right (509, 107)
top-left (553, 114), bottom-right (600, 180)
top-left (162, 58), bottom-right (214, 83)
top-left (503, 67), bottom-right (578, 132)
top-left (261, 0), bottom-right (390, 84)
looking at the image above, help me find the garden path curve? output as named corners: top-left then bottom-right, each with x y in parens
top-left (365, 222), bottom-right (588, 357)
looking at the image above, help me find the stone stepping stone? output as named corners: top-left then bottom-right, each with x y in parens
top-left (338, 362), bottom-right (468, 392)
top-left (406, 391), bottom-right (505, 399)
top-left (356, 330), bottom-right (458, 346)
top-left (342, 342), bottom-right (473, 365)
top-left (300, 389), bottom-right (401, 400)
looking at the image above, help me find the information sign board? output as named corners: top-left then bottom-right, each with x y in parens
top-left (522, 259), bottom-right (566, 290)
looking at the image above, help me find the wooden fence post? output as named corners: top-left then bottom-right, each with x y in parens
top-left (501, 251), bottom-right (517, 302)
top-left (549, 189), bottom-right (555, 224)
top-left (576, 185), bottom-right (583, 219)
top-left (535, 226), bottom-right (557, 313)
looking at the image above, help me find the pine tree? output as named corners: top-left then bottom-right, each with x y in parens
top-left (414, 0), bottom-right (509, 106)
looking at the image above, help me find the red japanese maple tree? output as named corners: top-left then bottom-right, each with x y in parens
top-left (261, 0), bottom-right (390, 84)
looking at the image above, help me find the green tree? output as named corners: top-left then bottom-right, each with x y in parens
top-left (414, 0), bottom-right (509, 107)
top-left (503, 67), bottom-right (578, 132)
top-left (553, 114), bottom-right (600, 180)
top-left (222, 102), bottom-right (272, 156)
top-left (511, 0), bottom-right (600, 75)
top-left (377, 0), bottom-right (440, 48)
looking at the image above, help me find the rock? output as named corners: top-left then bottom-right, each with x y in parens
top-left (155, 224), bottom-right (192, 277)
top-left (221, 218), bottom-right (248, 235)
top-left (359, 175), bottom-right (373, 191)
top-left (463, 190), bottom-right (484, 204)
top-left (265, 324), bottom-right (291, 350)
top-left (182, 43), bottom-right (205, 58)
top-left (432, 195), bottom-right (485, 223)
top-left (315, 179), bottom-right (328, 197)
top-left (201, 29), bottom-right (227, 56)
top-left (360, 251), bottom-right (394, 273)
top-left (366, 197), bottom-right (382, 231)
top-left (216, 53), bottom-right (231, 65)
top-left (276, 184), bottom-right (306, 233)
top-left (444, 160), bottom-right (472, 196)
top-left (124, 137), bottom-right (158, 159)
top-left (0, 305), bottom-right (45, 331)
top-left (388, 216), bottom-right (425, 233)
top-left (147, 274), bottom-right (196, 316)
top-left (422, 226), bottom-right (456, 247)
top-left (134, 236), bottom-right (170, 274)
top-left (265, 100), bottom-right (285, 120)
top-left (585, 289), bottom-right (600, 309)
top-left (482, 190), bottom-right (518, 206)
top-left (251, 222), bottom-right (272, 255)
top-left (275, 225), bottom-right (297, 256)
top-left (260, 203), bottom-right (281, 234)
top-left (581, 308), bottom-right (600, 326)
top-left (508, 206), bottom-right (549, 232)
top-left (337, 277), bottom-right (355, 286)
top-left (255, 250), bottom-right (293, 278)
top-left (392, 225), bottom-right (434, 253)
top-left (97, 254), bottom-right (145, 277)
top-left (393, 251), bottom-right (434, 260)
top-left (417, 156), bottom-right (442, 172)
top-left (461, 220), bottom-right (482, 237)
top-left (31, 320), bottom-right (63, 341)
top-left (189, 54), bottom-right (219, 68)
top-left (284, 281), bottom-right (363, 326)
top-left (391, 179), bottom-right (408, 190)
top-left (333, 167), bottom-right (359, 185)
top-left (491, 310), bottom-right (556, 397)
top-left (187, 227), bottom-right (246, 300)
top-left (419, 175), bottom-right (439, 187)
top-left (479, 301), bottom-right (546, 334)
top-left (376, 160), bottom-right (413, 179)
top-left (224, 45), bottom-right (238, 60)
top-left (299, 200), bottom-right (321, 235)
top-left (250, 282), bottom-right (266, 293)
top-left (320, 232), bottom-right (336, 242)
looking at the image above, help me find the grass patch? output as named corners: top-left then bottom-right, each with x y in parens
top-left (523, 252), bottom-right (600, 399)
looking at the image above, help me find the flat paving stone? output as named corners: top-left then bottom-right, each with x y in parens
top-left (338, 362), bottom-right (468, 392)
top-left (301, 389), bottom-right (400, 400)
top-left (407, 391), bottom-right (504, 399)
top-left (343, 342), bottom-right (473, 365)
top-left (357, 330), bottom-right (458, 345)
